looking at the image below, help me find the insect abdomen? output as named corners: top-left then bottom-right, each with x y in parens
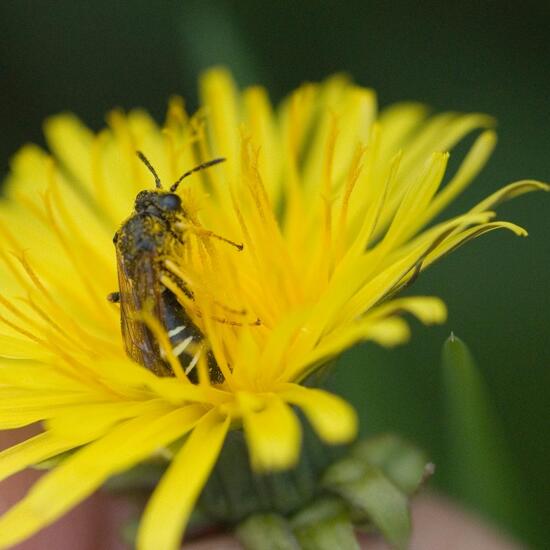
top-left (160, 290), bottom-right (223, 383)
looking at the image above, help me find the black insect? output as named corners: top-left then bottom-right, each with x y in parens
top-left (109, 151), bottom-right (227, 382)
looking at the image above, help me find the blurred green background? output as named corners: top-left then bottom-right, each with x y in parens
top-left (1, 1), bottom-right (548, 547)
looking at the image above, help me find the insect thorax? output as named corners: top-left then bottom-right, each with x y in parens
top-left (116, 214), bottom-right (175, 267)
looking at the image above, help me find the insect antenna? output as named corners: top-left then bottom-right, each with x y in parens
top-left (170, 157), bottom-right (226, 192)
top-left (136, 151), bottom-right (163, 189)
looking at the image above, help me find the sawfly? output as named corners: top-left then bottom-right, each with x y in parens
top-left (109, 151), bottom-right (235, 382)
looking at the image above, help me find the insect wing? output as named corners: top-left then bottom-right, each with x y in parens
top-left (115, 247), bottom-right (170, 376)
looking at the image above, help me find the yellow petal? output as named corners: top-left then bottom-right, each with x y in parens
top-left (0, 431), bottom-right (91, 484)
top-left (0, 385), bottom-right (102, 428)
top-left (0, 410), bottom-right (53, 430)
top-left (0, 335), bottom-right (47, 360)
top-left (239, 392), bottom-right (301, 471)
top-left (368, 296), bottom-right (447, 325)
top-left (44, 399), bottom-right (170, 439)
top-left (286, 317), bottom-right (410, 382)
top-left (395, 112), bottom-right (494, 190)
top-left (424, 221), bottom-right (529, 270)
top-left (0, 391), bottom-right (107, 412)
top-left (381, 151), bottom-right (449, 250)
top-left (137, 410), bottom-right (229, 550)
top-left (43, 114), bottom-right (95, 197)
top-left (469, 179), bottom-right (549, 214)
top-left (358, 317), bottom-right (412, 347)
top-left (200, 67), bottom-right (240, 186)
top-left (335, 211), bottom-right (493, 327)
top-left (0, 406), bottom-right (205, 549)
top-left (0, 361), bottom-right (84, 391)
top-left (280, 384), bottom-right (357, 445)
top-left (377, 102), bottom-right (427, 161)
top-left (243, 85), bottom-right (281, 203)
top-left (418, 130), bottom-right (497, 228)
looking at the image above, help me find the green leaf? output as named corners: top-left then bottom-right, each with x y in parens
top-left (177, 1), bottom-right (265, 89)
top-left (236, 514), bottom-right (300, 550)
top-left (441, 333), bottom-right (525, 525)
top-left (323, 457), bottom-right (410, 550)
top-left (352, 434), bottom-right (432, 495)
top-left (292, 498), bottom-right (359, 550)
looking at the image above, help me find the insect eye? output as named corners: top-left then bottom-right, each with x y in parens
top-left (159, 193), bottom-right (181, 211)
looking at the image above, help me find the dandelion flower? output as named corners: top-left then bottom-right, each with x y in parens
top-left (0, 68), bottom-right (546, 550)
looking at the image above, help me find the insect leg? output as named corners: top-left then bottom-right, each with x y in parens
top-left (174, 222), bottom-right (243, 251)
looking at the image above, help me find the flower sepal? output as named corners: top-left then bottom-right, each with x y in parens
top-left (197, 420), bottom-right (347, 524)
top-left (112, 428), bottom-right (429, 549)
top-left (231, 433), bottom-right (432, 550)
